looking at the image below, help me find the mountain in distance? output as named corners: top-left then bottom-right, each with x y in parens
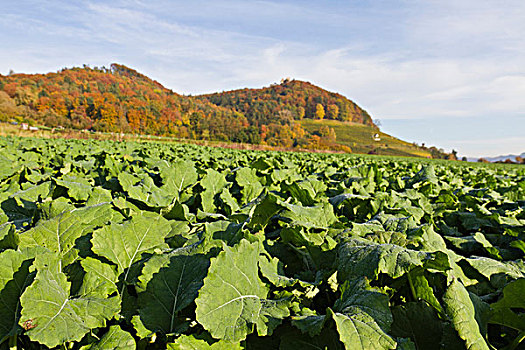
top-left (0, 63), bottom-right (448, 158)
top-left (482, 152), bottom-right (525, 163)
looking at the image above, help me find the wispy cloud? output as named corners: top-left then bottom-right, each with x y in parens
top-left (1, 0), bottom-right (524, 157)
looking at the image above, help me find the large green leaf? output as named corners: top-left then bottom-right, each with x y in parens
top-left (247, 191), bottom-right (284, 231)
top-left (334, 278), bottom-right (393, 332)
top-left (9, 181), bottom-right (54, 203)
top-left (236, 167), bottom-right (264, 204)
top-left (489, 278), bottom-right (525, 332)
top-left (442, 279), bottom-right (490, 350)
top-left (329, 309), bottom-right (397, 350)
top-left (55, 175), bottom-right (94, 201)
top-left (281, 179), bottom-right (327, 206)
top-left (407, 268), bottom-right (443, 314)
top-left (279, 202), bottom-right (336, 229)
top-left (464, 256), bottom-right (525, 288)
top-left (91, 212), bottom-right (171, 275)
top-left (200, 169), bottom-right (228, 213)
top-left (19, 260), bottom-right (120, 348)
top-left (0, 250), bottom-right (34, 343)
top-left (337, 240), bottom-right (429, 281)
top-left (137, 253), bottom-right (210, 335)
top-left (118, 172), bottom-right (172, 207)
top-left (159, 160), bottom-right (198, 197)
top-left (195, 239), bottom-right (269, 342)
top-left (19, 203), bottom-right (117, 269)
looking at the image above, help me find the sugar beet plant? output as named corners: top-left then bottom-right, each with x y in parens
top-left (0, 136), bottom-right (524, 349)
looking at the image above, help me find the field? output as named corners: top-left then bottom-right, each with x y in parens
top-left (0, 136), bottom-right (524, 349)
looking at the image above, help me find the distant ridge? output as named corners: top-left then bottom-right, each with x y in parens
top-left (483, 152), bottom-right (525, 162)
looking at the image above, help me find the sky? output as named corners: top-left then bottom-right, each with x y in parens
top-left (1, 0), bottom-right (524, 158)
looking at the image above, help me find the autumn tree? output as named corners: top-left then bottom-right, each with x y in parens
top-left (315, 104), bottom-right (325, 120)
top-left (327, 104), bottom-right (339, 120)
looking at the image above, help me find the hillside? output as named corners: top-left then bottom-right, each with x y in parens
top-left (198, 79), bottom-right (374, 126)
top-left (300, 119), bottom-right (432, 157)
top-left (0, 64), bottom-right (446, 157)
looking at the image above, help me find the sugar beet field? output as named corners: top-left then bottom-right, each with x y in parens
top-left (0, 136), bottom-right (524, 349)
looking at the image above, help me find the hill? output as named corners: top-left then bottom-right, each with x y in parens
top-left (0, 64), bottom-right (446, 157)
top-left (483, 152), bottom-right (525, 163)
top-left (197, 78), bottom-right (374, 126)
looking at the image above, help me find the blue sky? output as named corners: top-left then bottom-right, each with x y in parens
top-left (1, 0), bottom-right (524, 157)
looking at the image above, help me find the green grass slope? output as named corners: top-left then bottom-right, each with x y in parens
top-left (300, 119), bottom-right (432, 158)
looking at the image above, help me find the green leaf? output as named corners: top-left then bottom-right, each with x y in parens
top-left (489, 278), bottom-right (525, 332)
top-left (131, 315), bottom-right (151, 339)
top-left (92, 212), bottom-right (171, 275)
top-left (442, 279), bottom-right (490, 350)
top-left (282, 179), bottom-right (327, 206)
top-left (219, 188), bottom-right (240, 215)
top-left (80, 325), bottom-right (136, 350)
top-left (200, 169), bottom-right (228, 213)
top-left (137, 253), bottom-right (210, 335)
top-left (159, 160), bottom-right (199, 197)
top-left (38, 197), bottom-right (76, 220)
top-left (337, 240), bottom-right (429, 281)
top-left (247, 191), bottom-right (283, 231)
top-left (168, 335), bottom-right (242, 349)
top-left (334, 278), bottom-right (393, 332)
top-left (464, 256), bottom-right (525, 288)
top-left (236, 167), bottom-right (264, 204)
top-left (56, 175), bottom-right (94, 201)
top-left (291, 314), bottom-right (327, 337)
top-left (445, 232), bottom-right (501, 259)
top-left (202, 220), bottom-right (245, 252)
top-left (19, 203), bottom-right (118, 269)
top-left (9, 181), bottom-right (54, 203)
top-left (195, 239), bottom-right (269, 342)
top-left (85, 187), bottom-right (113, 206)
top-left (79, 257), bottom-right (119, 298)
top-left (258, 255), bottom-right (296, 288)
top-left (407, 269), bottom-right (443, 314)
top-left (0, 250), bottom-right (34, 343)
top-left (279, 202), bottom-right (336, 229)
top-left (0, 222), bottom-right (18, 250)
top-left (19, 262), bottom-right (120, 348)
top-left (118, 172), bottom-right (172, 207)
top-left (329, 308), bottom-right (397, 350)
top-left (406, 165), bottom-right (437, 188)
top-left (256, 298), bottom-right (291, 336)
top-left (390, 302), bottom-right (443, 350)
top-left (280, 226), bottom-right (325, 246)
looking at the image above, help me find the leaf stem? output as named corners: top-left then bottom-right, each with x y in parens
top-left (8, 336), bottom-right (17, 350)
top-left (407, 272), bottom-right (417, 301)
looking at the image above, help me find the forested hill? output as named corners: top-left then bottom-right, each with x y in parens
top-left (0, 64), bottom-right (446, 157)
top-left (197, 79), bottom-right (374, 126)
